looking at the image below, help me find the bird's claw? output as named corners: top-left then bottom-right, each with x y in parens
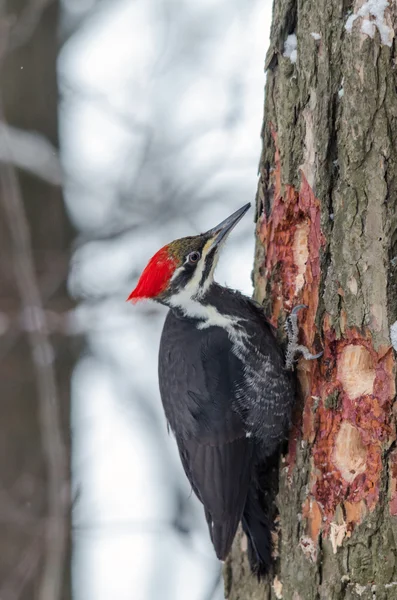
top-left (285, 305), bottom-right (323, 370)
top-left (290, 304), bottom-right (308, 316)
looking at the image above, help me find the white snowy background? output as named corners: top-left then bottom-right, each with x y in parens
top-left (58, 0), bottom-right (273, 598)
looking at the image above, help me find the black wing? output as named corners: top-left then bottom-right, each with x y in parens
top-left (177, 433), bottom-right (252, 559)
top-left (159, 313), bottom-right (253, 559)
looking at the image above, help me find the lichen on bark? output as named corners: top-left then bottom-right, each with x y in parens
top-left (225, 0), bottom-right (397, 598)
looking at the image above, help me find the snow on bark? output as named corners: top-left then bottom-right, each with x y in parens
top-left (345, 0), bottom-right (394, 46)
top-left (390, 321), bottom-right (397, 351)
top-left (283, 34), bottom-right (297, 63)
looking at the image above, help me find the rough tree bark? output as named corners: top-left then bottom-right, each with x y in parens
top-left (0, 3), bottom-right (74, 599)
top-left (225, 1), bottom-right (397, 599)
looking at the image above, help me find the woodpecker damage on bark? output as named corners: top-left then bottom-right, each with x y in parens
top-left (225, 0), bottom-right (397, 598)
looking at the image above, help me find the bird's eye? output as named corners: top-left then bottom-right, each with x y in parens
top-left (188, 251), bottom-right (201, 265)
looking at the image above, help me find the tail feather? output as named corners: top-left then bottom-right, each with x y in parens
top-left (241, 452), bottom-right (281, 578)
top-left (204, 507), bottom-right (240, 561)
top-left (241, 484), bottom-right (273, 578)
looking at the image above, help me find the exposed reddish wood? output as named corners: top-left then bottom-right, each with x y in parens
top-left (258, 128), bottom-right (325, 478)
top-left (258, 129), bottom-right (325, 352)
top-left (333, 421), bottom-right (367, 483)
top-left (308, 327), bottom-right (395, 538)
top-left (258, 130), bottom-right (396, 554)
top-left (302, 496), bottom-right (322, 542)
top-left (344, 500), bottom-right (368, 529)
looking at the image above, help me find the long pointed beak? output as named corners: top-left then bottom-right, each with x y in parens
top-left (206, 202), bottom-right (251, 249)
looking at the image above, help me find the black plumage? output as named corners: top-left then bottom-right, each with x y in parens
top-left (158, 284), bottom-right (295, 574)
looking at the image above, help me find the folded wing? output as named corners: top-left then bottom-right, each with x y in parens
top-left (159, 317), bottom-right (253, 559)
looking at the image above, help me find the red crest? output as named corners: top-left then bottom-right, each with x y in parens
top-left (127, 246), bottom-right (178, 303)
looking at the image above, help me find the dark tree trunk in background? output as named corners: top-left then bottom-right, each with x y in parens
top-left (0, 2), bottom-right (74, 599)
top-left (225, 1), bottom-right (397, 599)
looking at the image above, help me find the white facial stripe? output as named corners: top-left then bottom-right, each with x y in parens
top-left (170, 240), bottom-right (212, 284)
top-left (168, 268), bottom-right (205, 311)
top-left (194, 238), bottom-right (217, 297)
top-left (201, 250), bottom-right (220, 294)
top-left (170, 265), bottom-right (184, 282)
top-left (168, 237), bottom-right (220, 315)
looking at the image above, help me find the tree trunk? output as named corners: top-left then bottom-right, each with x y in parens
top-left (0, 3), bottom-right (74, 599)
top-left (225, 1), bottom-right (397, 598)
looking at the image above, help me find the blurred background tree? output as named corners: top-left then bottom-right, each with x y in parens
top-left (0, 1), bottom-right (271, 599)
top-left (0, 2), bottom-right (73, 600)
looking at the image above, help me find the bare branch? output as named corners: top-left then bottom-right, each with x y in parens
top-left (0, 123), bottom-right (63, 185)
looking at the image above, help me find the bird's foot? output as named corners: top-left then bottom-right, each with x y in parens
top-left (285, 304), bottom-right (323, 370)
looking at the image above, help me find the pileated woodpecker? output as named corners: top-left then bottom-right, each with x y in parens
top-left (128, 203), bottom-right (321, 576)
